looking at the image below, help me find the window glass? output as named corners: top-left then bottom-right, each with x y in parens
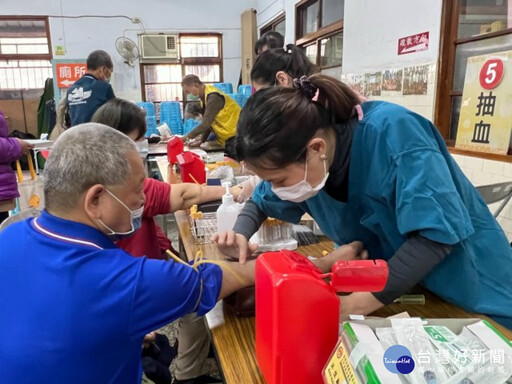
top-left (180, 36), bottom-right (219, 58)
top-left (320, 33), bottom-right (342, 67)
top-left (322, 0), bottom-right (343, 27)
top-left (458, 0), bottom-right (508, 39)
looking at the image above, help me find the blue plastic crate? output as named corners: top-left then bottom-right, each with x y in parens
top-left (160, 101), bottom-right (182, 115)
top-left (182, 119), bottom-right (201, 135)
top-left (213, 83), bottom-right (233, 94)
top-left (145, 116), bottom-right (158, 136)
top-left (226, 93), bottom-right (244, 108)
top-left (238, 84), bottom-right (252, 98)
top-left (165, 118), bottom-right (183, 135)
top-left (136, 102), bottom-right (156, 117)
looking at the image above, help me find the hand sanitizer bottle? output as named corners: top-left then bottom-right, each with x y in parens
top-left (216, 182), bottom-right (239, 233)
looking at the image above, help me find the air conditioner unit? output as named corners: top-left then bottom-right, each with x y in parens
top-left (139, 34), bottom-right (179, 59)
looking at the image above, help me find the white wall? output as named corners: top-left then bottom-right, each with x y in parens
top-left (342, 0), bottom-right (443, 120)
top-left (2, 0), bottom-right (257, 101)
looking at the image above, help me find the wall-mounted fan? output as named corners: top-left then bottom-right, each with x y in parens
top-left (115, 37), bottom-right (139, 66)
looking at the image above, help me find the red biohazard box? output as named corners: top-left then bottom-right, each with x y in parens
top-left (167, 136), bottom-right (184, 164)
top-left (255, 250), bottom-right (388, 384)
top-left (177, 151), bottom-right (205, 184)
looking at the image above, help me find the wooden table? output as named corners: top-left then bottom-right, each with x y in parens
top-left (174, 210), bottom-right (512, 384)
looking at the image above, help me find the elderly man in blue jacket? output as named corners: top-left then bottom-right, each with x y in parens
top-left (0, 123), bottom-right (256, 384)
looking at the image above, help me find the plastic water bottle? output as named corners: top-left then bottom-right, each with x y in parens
top-left (216, 182), bottom-right (239, 233)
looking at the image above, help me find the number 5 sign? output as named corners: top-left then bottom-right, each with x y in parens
top-left (480, 58), bottom-right (504, 90)
top-left (456, 51), bottom-right (512, 155)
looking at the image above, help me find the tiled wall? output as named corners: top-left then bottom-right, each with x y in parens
top-left (451, 154), bottom-right (512, 240)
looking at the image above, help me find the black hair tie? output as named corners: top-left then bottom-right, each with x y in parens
top-left (293, 76), bottom-right (317, 101)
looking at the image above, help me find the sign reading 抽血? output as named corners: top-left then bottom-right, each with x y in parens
top-left (455, 50), bottom-right (512, 154)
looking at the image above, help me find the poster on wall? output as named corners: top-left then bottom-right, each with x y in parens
top-left (403, 65), bottom-right (428, 95)
top-left (455, 50), bottom-right (512, 154)
top-left (342, 74), bottom-right (365, 96)
top-left (382, 69), bottom-right (403, 92)
top-left (364, 72), bottom-right (382, 96)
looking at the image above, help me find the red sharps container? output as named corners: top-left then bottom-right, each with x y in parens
top-left (255, 250), bottom-right (388, 384)
top-left (167, 136), bottom-right (184, 164)
top-left (177, 152), bottom-right (206, 184)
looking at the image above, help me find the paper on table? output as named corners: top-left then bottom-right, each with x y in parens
top-left (205, 301), bottom-right (226, 330)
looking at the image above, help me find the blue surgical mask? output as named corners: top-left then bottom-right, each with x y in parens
top-left (98, 189), bottom-right (144, 241)
top-left (271, 157), bottom-right (329, 203)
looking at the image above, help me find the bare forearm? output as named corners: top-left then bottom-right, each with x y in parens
top-left (171, 184), bottom-right (239, 212)
top-left (218, 260), bottom-right (256, 299)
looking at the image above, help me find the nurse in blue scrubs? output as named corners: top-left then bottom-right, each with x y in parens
top-left (213, 74), bottom-right (512, 328)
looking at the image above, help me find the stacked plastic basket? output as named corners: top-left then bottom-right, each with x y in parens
top-left (160, 101), bottom-right (183, 135)
top-left (136, 102), bottom-right (158, 136)
top-left (213, 82), bottom-right (233, 94)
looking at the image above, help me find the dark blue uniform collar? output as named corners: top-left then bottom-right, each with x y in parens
top-left (32, 210), bottom-right (117, 250)
top-left (83, 73), bottom-right (99, 80)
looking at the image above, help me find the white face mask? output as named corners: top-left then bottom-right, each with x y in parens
top-left (271, 157), bottom-right (329, 203)
top-left (98, 189), bottom-right (144, 241)
top-left (135, 139), bottom-right (149, 159)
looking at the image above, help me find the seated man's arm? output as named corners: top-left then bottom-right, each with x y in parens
top-left (183, 93), bottom-right (224, 142)
top-left (129, 256), bottom-right (254, 337)
top-left (217, 259), bottom-right (255, 298)
top-left (170, 183), bottom-right (240, 212)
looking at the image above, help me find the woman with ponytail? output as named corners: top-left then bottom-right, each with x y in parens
top-left (213, 74), bottom-right (512, 328)
top-left (250, 44), bottom-right (317, 91)
top-left (234, 44), bottom-right (318, 202)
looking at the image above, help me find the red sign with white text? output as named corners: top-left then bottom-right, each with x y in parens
top-left (55, 63), bottom-right (86, 88)
top-left (398, 32), bottom-right (429, 55)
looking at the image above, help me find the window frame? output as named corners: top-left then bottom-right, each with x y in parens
top-left (139, 33), bottom-right (223, 110)
top-left (295, 0), bottom-right (342, 71)
top-left (0, 15), bottom-right (52, 61)
top-left (295, 0), bottom-right (343, 45)
top-left (260, 13), bottom-right (286, 36)
top-left (435, 0), bottom-right (512, 162)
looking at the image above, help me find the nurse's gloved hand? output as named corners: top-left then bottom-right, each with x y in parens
top-left (211, 231), bottom-right (258, 264)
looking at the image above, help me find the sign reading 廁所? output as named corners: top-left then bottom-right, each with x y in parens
top-left (55, 63), bottom-right (86, 88)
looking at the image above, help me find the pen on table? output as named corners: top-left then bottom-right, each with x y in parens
top-left (393, 294), bottom-right (426, 305)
